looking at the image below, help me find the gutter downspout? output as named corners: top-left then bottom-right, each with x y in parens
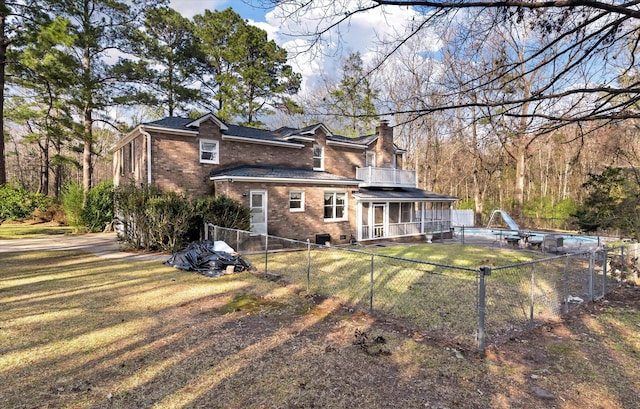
top-left (140, 127), bottom-right (152, 186)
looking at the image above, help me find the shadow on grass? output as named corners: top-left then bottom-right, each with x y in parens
top-left (0, 249), bottom-right (637, 409)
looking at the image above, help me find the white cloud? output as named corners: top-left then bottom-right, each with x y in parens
top-left (263, 1), bottom-right (442, 93)
top-left (169, 0), bottom-right (228, 18)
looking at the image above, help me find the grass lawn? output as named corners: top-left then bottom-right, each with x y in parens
top-left (242, 243), bottom-right (548, 346)
top-left (0, 222), bottom-right (74, 239)
top-left (1, 244), bottom-right (639, 408)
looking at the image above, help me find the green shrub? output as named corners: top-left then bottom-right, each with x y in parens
top-left (0, 184), bottom-right (54, 221)
top-left (146, 191), bottom-right (195, 251)
top-left (114, 184), bottom-right (161, 249)
top-left (114, 185), bottom-right (250, 251)
top-left (82, 181), bottom-right (114, 232)
top-left (62, 183), bottom-right (85, 232)
top-left (194, 195), bottom-right (251, 230)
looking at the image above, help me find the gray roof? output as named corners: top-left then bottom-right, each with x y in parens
top-left (209, 165), bottom-right (360, 183)
top-left (330, 133), bottom-right (378, 146)
top-left (354, 187), bottom-right (458, 202)
top-left (143, 115), bottom-right (377, 148)
top-left (145, 117), bottom-right (193, 129)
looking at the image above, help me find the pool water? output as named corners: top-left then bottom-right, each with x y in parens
top-left (455, 227), bottom-right (602, 248)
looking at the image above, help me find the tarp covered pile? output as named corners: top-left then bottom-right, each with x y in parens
top-left (165, 240), bottom-right (251, 278)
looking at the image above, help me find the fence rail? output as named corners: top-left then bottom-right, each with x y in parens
top-left (206, 224), bottom-right (627, 353)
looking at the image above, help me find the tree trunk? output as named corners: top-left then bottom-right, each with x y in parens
top-left (82, 0), bottom-right (92, 195)
top-left (0, 13), bottom-right (6, 185)
top-left (83, 110), bottom-right (92, 193)
top-left (514, 143), bottom-right (526, 222)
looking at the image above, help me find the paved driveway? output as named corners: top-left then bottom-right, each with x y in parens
top-left (0, 232), bottom-right (169, 262)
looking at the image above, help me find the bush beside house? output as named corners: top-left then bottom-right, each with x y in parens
top-left (115, 183), bottom-right (250, 251)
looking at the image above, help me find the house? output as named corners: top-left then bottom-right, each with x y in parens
top-left (111, 113), bottom-right (457, 244)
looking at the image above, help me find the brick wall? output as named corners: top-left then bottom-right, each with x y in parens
top-left (215, 180), bottom-right (358, 244)
top-left (146, 118), bottom-right (376, 197)
top-left (375, 120), bottom-right (395, 168)
top-left (200, 120), bottom-right (313, 169)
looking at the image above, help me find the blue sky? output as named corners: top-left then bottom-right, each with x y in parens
top-left (168, 1), bottom-right (438, 93)
top-left (169, 1), bottom-right (270, 21)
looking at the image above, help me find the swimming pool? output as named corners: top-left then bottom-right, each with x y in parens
top-left (454, 226), bottom-right (603, 250)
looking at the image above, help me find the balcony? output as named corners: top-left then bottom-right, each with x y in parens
top-left (356, 166), bottom-right (416, 188)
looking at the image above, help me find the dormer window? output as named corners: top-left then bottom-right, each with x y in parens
top-left (200, 139), bottom-right (219, 164)
top-left (365, 151), bottom-right (376, 167)
top-left (313, 144), bottom-right (324, 171)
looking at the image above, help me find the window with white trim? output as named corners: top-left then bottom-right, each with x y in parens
top-left (365, 151), bottom-right (376, 167)
top-left (324, 192), bottom-right (347, 221)
top-left (200, 139), bottom-right (219, 164)
top-left (313, 144), bottom-right (324, 170)
top-left (289, 191), bottom-right (304, 212)
top-left (129, 141), bottom-right (135, 173)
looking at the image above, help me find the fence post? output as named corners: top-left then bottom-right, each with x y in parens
top-left (204, 223), bottom-right (209, 241)
top-left (602, 248), bottom-right (609, 298)
top-left (461, 225), bottom-right (465, 245)
top-left (369, 254), bottom-right (375, 313)
top-left (529, 264), bottom-right (535, 328)
top-left (621, 246), bottom-right (626, 282)
top-left (477, 265), bottom-right (490, 356)
top-left (306, 239), bottom-right (311, 292)
top-left (563, 255), bottom-right (569, 314)
top-left (264, 234), bottom-right (269, 273)
top-left (236, 230), bottom-right (240, 253)
top-left (214, 225), bottom-right (218, 242)
top-left (588, 251), bottom-right (595, 302)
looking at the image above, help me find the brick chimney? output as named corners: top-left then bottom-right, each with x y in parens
top-left (375, 119), bottom-right (394, 168)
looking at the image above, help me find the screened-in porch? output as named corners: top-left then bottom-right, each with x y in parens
top-left (353, 188), bottom-right (457, 241)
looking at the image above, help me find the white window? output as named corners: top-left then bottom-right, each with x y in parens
top-left (200, 139), bottom-right (219, 164)
top-left (289, 191), bottom-right (305, 212)
top-left (313, 144), bottom-right (324, 170)
top-left (324, 192), bottom-right (347, 221)
top-left (366, 151), bottom-right (376, 167)
top-left (129, 141), bottom-right (135, 173)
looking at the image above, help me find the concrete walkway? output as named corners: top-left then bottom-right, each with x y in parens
top-left (0, 232), bottom-right (170, 262)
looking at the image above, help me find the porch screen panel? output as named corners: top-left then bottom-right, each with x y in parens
top-left (401, 202), bottom-right (413, 222)
top-left (362, 202), bottom-right (370, 225)
top-left (389, 203), bottom-right (400, 223)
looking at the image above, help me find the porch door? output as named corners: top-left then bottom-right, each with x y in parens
top-left (250, 190), bottom-right (267, 234)
top-left (373, 203), bottom-right (386, 238)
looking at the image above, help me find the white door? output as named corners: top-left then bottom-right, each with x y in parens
top-left (373, 203), bottom-right (386, 238)
top-left (250, 190), bottom-right (267, 234)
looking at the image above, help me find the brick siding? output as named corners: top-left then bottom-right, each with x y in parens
top-left (215, 180), bottom-right (358, 244)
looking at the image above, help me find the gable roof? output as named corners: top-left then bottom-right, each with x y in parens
top-left (209, 165), bottom-right (360, 185)
top-left (185, 113), bottom-right (228, 130)
top-left (111, 114), bottom-right (402, 152)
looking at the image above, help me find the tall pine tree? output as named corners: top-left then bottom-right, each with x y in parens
top-left (194, 8), bottom-right (301, 126)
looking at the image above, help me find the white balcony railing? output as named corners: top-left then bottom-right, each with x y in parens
top-left (356, 166), bottom-right (416, 188)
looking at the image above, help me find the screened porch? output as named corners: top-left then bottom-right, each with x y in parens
top-left (356, 200), bottom-right (454, 241)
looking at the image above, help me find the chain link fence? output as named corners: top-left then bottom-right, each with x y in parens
top-left (206, 224), bottom-right (626, 353)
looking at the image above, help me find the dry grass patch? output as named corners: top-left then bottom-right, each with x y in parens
top-left (1, 248), bottom-right (639, 409)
